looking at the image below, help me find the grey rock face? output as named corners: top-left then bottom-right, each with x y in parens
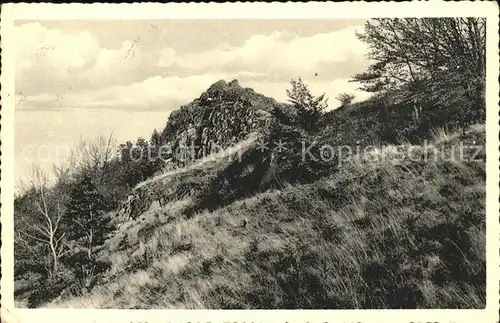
top-left (163, 79), bottom-right (283, 166)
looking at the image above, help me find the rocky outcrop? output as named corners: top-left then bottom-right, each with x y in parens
top-left (119, 80), bottom-right (285, 220)
top-left (161, 79), bottom-right (282, 166)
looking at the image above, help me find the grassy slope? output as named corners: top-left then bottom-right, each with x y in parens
top-left (49, 124), bottom-right (486, 309)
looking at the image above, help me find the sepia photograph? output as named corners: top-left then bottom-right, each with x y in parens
top-left (1, 2), bottom-right (499, 323)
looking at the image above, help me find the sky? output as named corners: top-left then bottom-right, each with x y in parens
top-left (14, 19), bottom-right (371, 185)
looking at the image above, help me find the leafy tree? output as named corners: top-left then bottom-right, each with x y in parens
top-left (286, 77), bottom-right (328, 132)
top-left (336, 93), bottom-right (355, 107)
top-left (65, 173), bottom-right (112, 290)
top-left (134, 137), bottom-right (159, 180)
top-left (119, 141), bottom-right (134, 163)
top-left (352, 18), bottom-right (486, 133)
top-left (150, 128), bottom-right (162, 147)
top-left (353, 18), bottom-right (485, 93)
top-left (116, 137), bottom-right (163, 188)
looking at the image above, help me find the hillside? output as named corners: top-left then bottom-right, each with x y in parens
top-left (14, 77), bottom-right (486, 309)
top-left (48, 121), bottom-right (486, 309)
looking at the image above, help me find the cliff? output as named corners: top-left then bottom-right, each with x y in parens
top-left (161, 79), bottom-right (285, 166)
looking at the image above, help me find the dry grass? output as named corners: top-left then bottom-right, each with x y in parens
top-left (49, 125), bottom-right (486, 309)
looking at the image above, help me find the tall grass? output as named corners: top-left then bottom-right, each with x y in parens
top-left (48, 125), bottom-right (485, 309)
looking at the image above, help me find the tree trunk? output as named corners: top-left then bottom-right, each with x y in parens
top-left (49, 236), bottom-right (59, 276)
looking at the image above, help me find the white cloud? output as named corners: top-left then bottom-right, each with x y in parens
top-left (15, 23), bottom-right (166, 95)
top-left (15, 22), bottom-right (369, 112)
top-left (17, 74), bottom-right (368, 112)
top-left (83, 39), bottom-right (146, 83)
top-left (15, 22), bottom-right (100, 86)
top-left (17, 73), bottom-right (370, 112)
top-left (173, 26), bottom-right (367, 75)
top-left (74, 75), bottom-right (215, 109)
top-left (34, 74), bottom-right (239, 110)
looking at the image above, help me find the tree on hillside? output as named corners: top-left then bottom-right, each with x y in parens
top-left (70, 133), bottom-right (118, 174)
top-left (336, 93), bottom-right (355, 107)
top-left (286, 77), bottom-right (328, 132)
top-left (65, 173), bottom-right (112, 291)
top-left (134, 137), bottom-right (159, 180)
top-left (352, 18), bottom-right (486, 131)
top-left (66, 133), bottom-right (132, 209)
top-left (150, 128), bottom-right (162, 147)
top-left (150, 129), bottom-right (166, 167)
top-left (15, 167), bottom-right (69, 279)
top-left (14, 133), bottom-right (146, 303)
top-left (115, 137), bottom-right (162, 188)
top-left (353, 18), bottom-right (485, 93)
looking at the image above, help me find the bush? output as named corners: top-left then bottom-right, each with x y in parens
top-left (26, 268), bottom-right (75, 308)
top-left (286, 77), bottom-right (328, 132)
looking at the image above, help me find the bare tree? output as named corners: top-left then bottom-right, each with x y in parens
top-left (69, 132), bottom-right (118, 173)
top-left (15, 166), bottom-right (69, 277)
